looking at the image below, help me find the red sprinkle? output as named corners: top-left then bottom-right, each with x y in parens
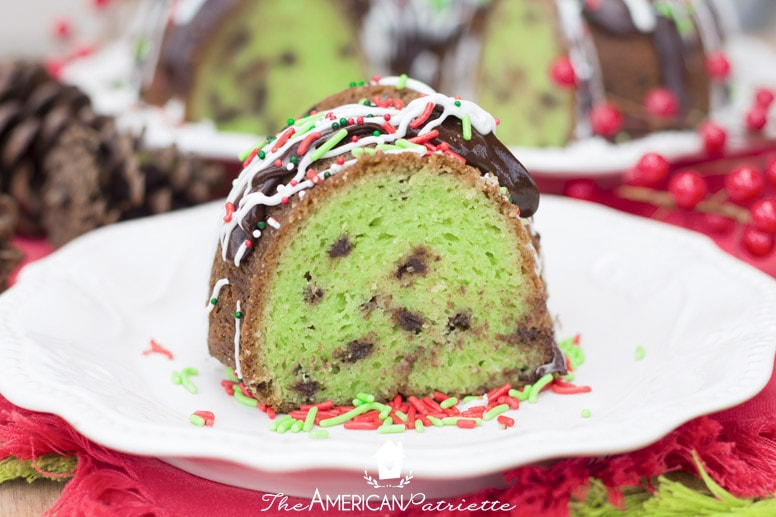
top-left (408, 129), bottom-right (439, 145)
top-left (297, 131), bottom-right (322, 155)
top-left (444, 149), bottom-right (466, 163)
top-left (219, 379), bottom-right (237, 396)
top-left (487, 383), bottom-right (511, 402)
top-left (497, 415), bottom-right (515, 428)
top-left (456, 419), bottom-right (477, 429)
top-left (266, 407), bottom-right (277, 419)
top-left (344, 421), bottom-right (381, 430)
top-left (300, 400), bottom-right (334, 411)
top-left (382, 121), bottom-right (396, 134)
top-left (410, 102), bottom-right (435, 129)
top-left (433, 391), bottom-right (450, 401)
top-left (408, 396), bottom-right (429, 415)
top-left (193, 410), bottom-right (215, 426)
top-left (142, 339), bottom-right (174, 360)
top-left (551, 381), bottom-right (592, 395)
top-left (271, 127), bottom-right (295, 152)
top-left (242, 148), bottom-right (258, 168)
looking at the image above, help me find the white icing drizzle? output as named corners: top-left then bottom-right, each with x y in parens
top-left (206, 278), bottom-right (230, 313)
top-left (218, 78), bottom-right (499, 266)
top-left (621, 0), bottom-right (657, 32)
top-left (234, 300), bottom-right (243, 379)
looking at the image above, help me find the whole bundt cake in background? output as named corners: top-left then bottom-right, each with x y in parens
top-left (206, 77), bottom-right (565, 412)
top-left (140, 0), bottom-right (730, 147)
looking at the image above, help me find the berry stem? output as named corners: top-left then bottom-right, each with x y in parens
top-left (615, 185), bottom-right (751, 224)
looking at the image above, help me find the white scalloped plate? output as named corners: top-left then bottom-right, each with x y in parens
top-left (0, 197), bottom-right (774, 498)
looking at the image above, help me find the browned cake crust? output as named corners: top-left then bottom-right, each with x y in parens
top-left (207, 153), bottom-right (559, 411)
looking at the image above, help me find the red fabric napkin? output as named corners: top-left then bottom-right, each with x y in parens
top-left (2, 186), bottom-right (776, 515)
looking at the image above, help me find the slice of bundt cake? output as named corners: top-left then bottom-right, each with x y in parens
top-left (207, 78), bottom-right (565, 411)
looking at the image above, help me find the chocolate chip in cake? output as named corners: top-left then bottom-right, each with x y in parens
top-left (303, 285), bottom-right (324, 304)
top-left (396, 247), bottom-right (429, 279)
top-left (393, 308), bottom-right (424, 334)
top-left (446, 311), bottom-right (471, 332)
top-left (343, 339), bottom-right (374, 363)
top-left (279, 51), bottom-right (297, 66)
top-left (328, 235), bottom-right (352, 258)
top-left (291, 380), bottom-right (321, 397)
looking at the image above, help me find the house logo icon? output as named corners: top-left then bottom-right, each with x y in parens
top-left (364, 440), bottom-right (413, 488)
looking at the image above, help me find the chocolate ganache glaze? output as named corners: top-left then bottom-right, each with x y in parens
top-left (219, 78), bottom-right (539, 266)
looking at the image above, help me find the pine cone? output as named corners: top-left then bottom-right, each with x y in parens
top-left (42, 119), bottom-right (227, 247)
top-left (0, 194), bottom-right (24, 292)
top-left (0, 60), bottom-right (94, 236)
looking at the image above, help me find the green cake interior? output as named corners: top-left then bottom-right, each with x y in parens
top-left (477, 0), bottom-right (573, 147)
top-left (189, 0), bottom-right (365, 135)
top-left (259, 165), bottom-right (548, 407)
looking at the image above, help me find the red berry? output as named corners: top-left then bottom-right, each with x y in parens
top-left (706, 52), bottom-right (731, 80)
top-left (741, 226), bottom-right (775, 257)
top-left (699, 121), bottom-right (726, 154)
top-left (590, 102), bottom-right (623, 138)
top-left (549, 56), bottom-right (577, 87)
top-left (668, 170), bottom-right (707, 210)
top-left (765, 157), bottom-right (776, 187)
top-left (644, 88), bottom-right (679, 118)
top-left (755, 87), bottom-right (775, 109)
top-left (628, 152), bottom-right (670, 187)
top-left (52, 18), bottom-right (71, 40)
top-left (745, 107), bottom-right (768, 132)
top-left (750, 199), bottom-right (776, 234)
top-left (703, 213), bottom-right (735, 235)
top-left (724, 165), bottom-right (764, 203)
top-left (563, 178), bottom-right (599, 201)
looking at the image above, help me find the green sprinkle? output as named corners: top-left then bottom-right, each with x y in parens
top-left (339, 117), bottom-right (348, 127)
top-left (428, 416), bottom-right (444, 427)
top-left (303, 407), bottom-right (318, 433)
top-left (210, 297), bottom-right (217, 306)
top-left (308, 429), bottom-right (329, 439)
top-left (462, 395), bottom-right (481, 404)
top-left (509, 388), bottom-right (530, 401)
top-left (396, 73), bottom-right (408, 90)
top-left (528, 373), bottom-right (554, 404)
top-left (276, 417), bottom-right (295, 433)
top-left (290, 156), bottom-right (299, 164)
top-left (581, 409), bottom-right (592, 418)
top-left (483, 403), bottom-right (510, 421)
top-left (189, 414), bottom-right (205, 427)
top-left (290, 420), bottom-right (304, 433)
top-left (461, 114), bottom-right (472, 140)
top-left (414, 419), bottom-right (425, 432)
top-left (257, 221), bottom-right (266, 230)
top-left (395, 138), bottom-right (423, 149)
top-left (238, 146), bottom-right (253, 162)
top-left (440, 397), bottom-right (458, 409)
top-left (558, 337), bottom-right (586, 369)
top-left (310, 128), bottom-right (348, 162)
top-left (394, 410), bottom-right (408, 423)
top-left (378, 405), bottom-right (392, 420)
top-left (319, 403), bottom-right (374, 427)
top-left (352, 398), bottom-right (366, 406)
top-left (286, 117), bottom-right (295, 125)
top-left (361, 99), bottom-right (371, 106)
top-left (171, 371), bottom-right (182, 384)
top-left (257, 150), bottom-right (266, 160)
top-left (377, 423), bottom-right (406, 434)
top-left (376, 144), bottom-right (400, 152)
top-left (233, 389), bottom-right (258, 407)
top-left (356, 392), bottom-right (375, 403)
top-left (234, 311), bottom-right (243, 319)
top-left (635, 346), bottom-right (646, 361)
top-left (323, 171), bottom-right (331, 179)
top-left (454, 100), bottom-right (462, 107)
top-left (181, 377), bottom-right (198, 394)
top-left (349, 81), bottom-right (357, 88)
top-left (226, 368), bottom-right (239, 381)
top-left (372, 130), bottom-right (381, 137)
top-left (294, 121), bottom-right (316, 135)
top-left (365, 148), bottom-right (377, 157)
top-left (182, 367), bottom-right (198, 376)
top-left (358, 80), bottom-right (365, 86)
top-left (331, 122), bottom-right (339, 130)
top-left (270, 415), bottom-right (292, 431)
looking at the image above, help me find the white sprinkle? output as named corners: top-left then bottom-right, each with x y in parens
top-left (267, 217), bottom-right (280, 229)
top-left (252, 229), bottom-right (262, 238)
